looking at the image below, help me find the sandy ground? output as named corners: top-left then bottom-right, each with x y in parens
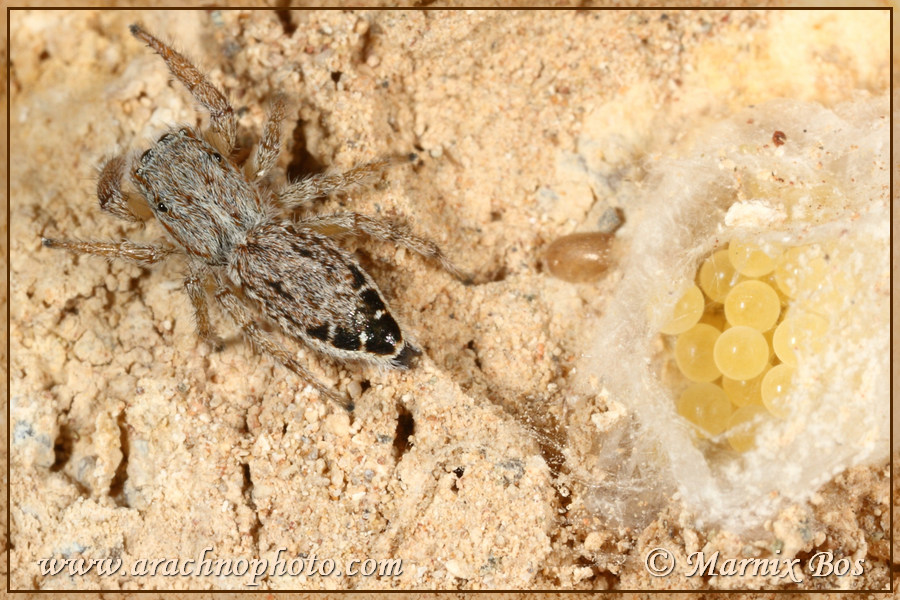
top-left (7, 8), bottom-right (893, 594)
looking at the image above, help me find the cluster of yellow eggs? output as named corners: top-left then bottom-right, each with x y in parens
top-left (661, 240), bottom-right (831, 451)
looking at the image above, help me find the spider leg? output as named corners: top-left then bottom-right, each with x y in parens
top-left (297, 212), bottom-right (471, 283)
top-left (214, 279), bottom-right (353, 411)
top-left (184, 266), bottom-right (224, 351)
top-left (41, 238), bottom-right (175, 266)
top-left (130, 23), bottom-right (237, 155)
top-left (276, 158), bottom-right (394, 212)
top-left (97, 155), bottom-right (143, 223)
top-left (248, 96), bottom-right (286, 181)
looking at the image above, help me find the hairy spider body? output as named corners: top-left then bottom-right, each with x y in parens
top-left (235, 221), bottom-right (417, 368)
top-left (134, 127), bottom-right (269, 265)
top-left (43, 24), bottom-right (467, 409)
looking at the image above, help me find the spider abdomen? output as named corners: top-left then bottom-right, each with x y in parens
top-left (235, 222), bottom-right (419, 369)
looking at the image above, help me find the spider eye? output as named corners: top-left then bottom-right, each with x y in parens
top-left (156, 202), bottom-right (168, 213)
top-left (211, 152), bottom-right (223, 163)
top-left (140, 148), bottom-right (153, 163)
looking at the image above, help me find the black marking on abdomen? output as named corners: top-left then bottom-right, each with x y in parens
top-left (306, 324), bottom-right (330, 341)
top-left (360, 288), bottom-right (386, 313)
top-left (266, 279), bottom-right (292, 300)
top-left (332, 326), bottom-right (361, 351)
top-left (291, 242), bottom-right (313, 258)
top-left (348, 263), bottom-right (367, 290)
top-left (364, 313), bottom-right (403, 355)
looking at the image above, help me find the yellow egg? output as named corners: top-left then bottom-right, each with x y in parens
top-left (723, 280), bottom-right (781, 331)
top-left (728, 241), bottom-right (776, 277)
top-left (660, 285), bottom-right (705, 335)
top-left (726, 405), bottom-right (768, 452)
top-left (677, 382), bottom-right (733, 436)
top-left (674, 324), bottom-right (722, 382)
top-left (774, 245), bottom-right (826, 300)
top-left (722, 365), bottom-right (770, 407)
top-left (761, 364), bottom-right (794, 418)
top-left (698, 250), bottom-right (741, 303)
top-left (773, 246), bottom-right (806, 299)
top-left (713, 326), bottom-right (769, 380)
top-left (772, 312), bottom-right (827, 367)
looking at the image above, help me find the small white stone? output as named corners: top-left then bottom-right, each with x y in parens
top-left (445, 559), bottom-right (472, 580)
top-left (724, 200), bottom-right (786, 229)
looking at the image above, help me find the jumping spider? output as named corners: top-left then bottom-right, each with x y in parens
top-left (43, 24), bottom-right (468, 410)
